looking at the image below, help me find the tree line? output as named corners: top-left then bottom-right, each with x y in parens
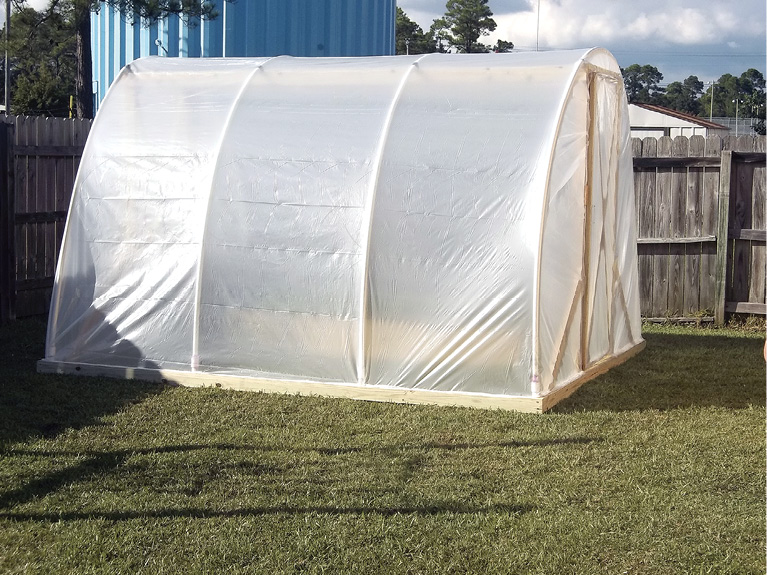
top-left (2, 0), bottom-right (223, 118)
top-left (2, 0), bottom-right (765, 134)
top-left (621, 64), bottom-right (766, 134)
top-left (396, 1), bottom-right (508, 55)
top-left (397, 3), bottom-right (766, 134)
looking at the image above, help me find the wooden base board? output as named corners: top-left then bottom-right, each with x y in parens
top-left (37, 340), bottom-right (645, 414)
top-left (540, 339), bottom-right (646, 411)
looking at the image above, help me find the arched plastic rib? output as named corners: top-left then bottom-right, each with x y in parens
top-left (190, 57), bottom-right (278, 370)
top-left (356, 53), bottom-right (432, 384)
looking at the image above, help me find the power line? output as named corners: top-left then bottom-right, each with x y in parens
top-left (610, 51), bottom-right (766, 58)
top-left (510, 46), bottom-right (766, 59)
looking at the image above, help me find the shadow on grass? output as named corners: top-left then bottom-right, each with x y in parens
top-left (553, 331), bottom-right (766, 413)
top-left (0, 317), bottom-right (166, 445)
top-left (0, 438), bottom-right (598, 513)
top-left (0, 502), bottom-right (533, 522)
top-left (0, 441), bottom-right (541, 524)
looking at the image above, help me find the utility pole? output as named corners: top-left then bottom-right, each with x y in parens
top-left (536, 0), bottom-right (540, 51)
top-left (4, 0), bottom-right (9, 114)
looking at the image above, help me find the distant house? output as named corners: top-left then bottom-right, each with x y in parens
top-left (628, 103), bottom-right (728, 138)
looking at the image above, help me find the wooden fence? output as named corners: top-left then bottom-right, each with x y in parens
top-left (0, 117), bottom-right (764, 325)
top-left (633, 134), bottom-right (766, 322)
top-left (0, 115), bottom-right (92, 323)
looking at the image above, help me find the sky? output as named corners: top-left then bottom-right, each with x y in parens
top-left (8, 0), bottom-right (766, 86)
top-left (399, 0), bottom-right (767, 85)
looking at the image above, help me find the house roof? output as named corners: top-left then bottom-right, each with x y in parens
top-left (630, 102), bottom-right (728, 130)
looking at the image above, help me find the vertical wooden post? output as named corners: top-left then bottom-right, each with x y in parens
top-left (580, 72), bottom-right (596, 370)
top-left (714, 150), bottom-right (732, 325)
top-left (0, 121), bottom-right (12, 323)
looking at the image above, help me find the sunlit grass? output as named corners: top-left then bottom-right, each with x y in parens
top-left (0, 319), bottom-right (764, 574)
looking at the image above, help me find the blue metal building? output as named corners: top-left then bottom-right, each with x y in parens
top-left (91, 0), bottom-right (396, 109)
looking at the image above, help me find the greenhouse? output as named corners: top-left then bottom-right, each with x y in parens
top-left (40, 49), bottom-right (644, 412)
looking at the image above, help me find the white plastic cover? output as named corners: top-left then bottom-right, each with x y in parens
top-left (46, 49), bottom-right (643, 401)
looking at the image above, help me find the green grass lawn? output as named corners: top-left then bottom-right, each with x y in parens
top-left (0, 319), bottom-right (764, 574)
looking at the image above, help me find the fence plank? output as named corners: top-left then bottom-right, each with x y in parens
top-left (730, 162), bottom-right (754, 234)
top-left (715, 151), bottom-right (733, 325)
top-left (636, 137), bottom-right (656, 316)
top-left (0, 122), bottom-right (12, 323)
top-left (730, 158), bottom-right (755, 308)
top-left (633, 157), bottom-right (721, 168)
top-left (725, 302), bottom-right (767, 314)
top-left (41, 119), bottom-right (57, 282)
top-left (730, 239), bottom-right (751, 306)
top-left (667, 136), bottom-right (688, 315)
top-left (15, 117), bottom-right (33, 283)
top-left (9, 116), bottom-right (92, 318)
top-left (699, 136), bottom-right (722, 313)
top-left (749, 158), bottom-right (766, 306)
top-left (650, 136), bottom-right (673, 316)
top-left (684, 135), bottom-right (705, 314)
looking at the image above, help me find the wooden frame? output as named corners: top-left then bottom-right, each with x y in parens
top-left (37, 341), bottom-right (645, 414)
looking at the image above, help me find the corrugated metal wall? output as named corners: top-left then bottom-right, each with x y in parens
top-left (92, 0), bottom-right (396, 108)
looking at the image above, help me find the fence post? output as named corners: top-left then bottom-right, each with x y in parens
top-left (0, 121), bottom-right (11, 324)
top-left (714, 150), bottom-right (732, 326)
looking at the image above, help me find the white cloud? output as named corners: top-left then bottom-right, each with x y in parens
top-left (1, 0), bottom-right (52, 22)
top-left (402, 0), bottom-right (765, 48)
top-left (400, 0), bottom-right (766, 81)
top-left (488, 0), bottom-right (763, 48)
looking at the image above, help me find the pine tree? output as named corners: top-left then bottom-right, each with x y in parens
top-left (48, 0), bottom-right (222, 118)
top-left (441, 0), bottom-right (496, 54)
top-left (395, 7), bottom-right (435, 55)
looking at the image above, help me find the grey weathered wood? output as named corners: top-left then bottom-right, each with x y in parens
top-left (633, 157), bottom-right (721, 168)
top-left (714, 150), bottom-right (732, 325)
top-left (637, 236), bottom-right (716, 244)
top-left (730, 163), bottom-right (754, 234)
top-left (736, 135), bottom-right (757, 152)
top-left (684, 136), bottom-right (705, 315)
top-left (644, 316), bottom-right (714, 324)
top-left (730, 238), bottom-right (750, 305)
top-left (651, 136), bottom-right (673, 317)
top-left (41, 118), bottom-right (56, 280)
top-left (637, 137), bottom-right (656, 316)
top-left (730, 155), bottom-right (758, 309)
top-left (749, 156), bottom-right (766, 306)
top-left (732, 152), bottom-right (767, 163)
top-left (668, 137), bottom-right (688, 315)
top-left (13, 145), bottom-right (88, 157)
top-left (724, 301), bottom-right (767, 314)
top-left (15, 117), bottom-right (33, 283)
top-left (0, 122), bottom-right (12, 323)
top-left (15, 277), bottom-right (54, 290)
top-left (8, 115), bottom-right (92, 318)
top-left (700, 135), bottom-right (722, 312)
top-left (731, 229), bottom-right (766, 241)
top-left (14, 211), bottom-right (68, 224)
top-left (627, 135), bottom-right (757, 319)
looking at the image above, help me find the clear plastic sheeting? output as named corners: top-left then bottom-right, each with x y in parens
top-left (45, 49), bottom-right (643, 405)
